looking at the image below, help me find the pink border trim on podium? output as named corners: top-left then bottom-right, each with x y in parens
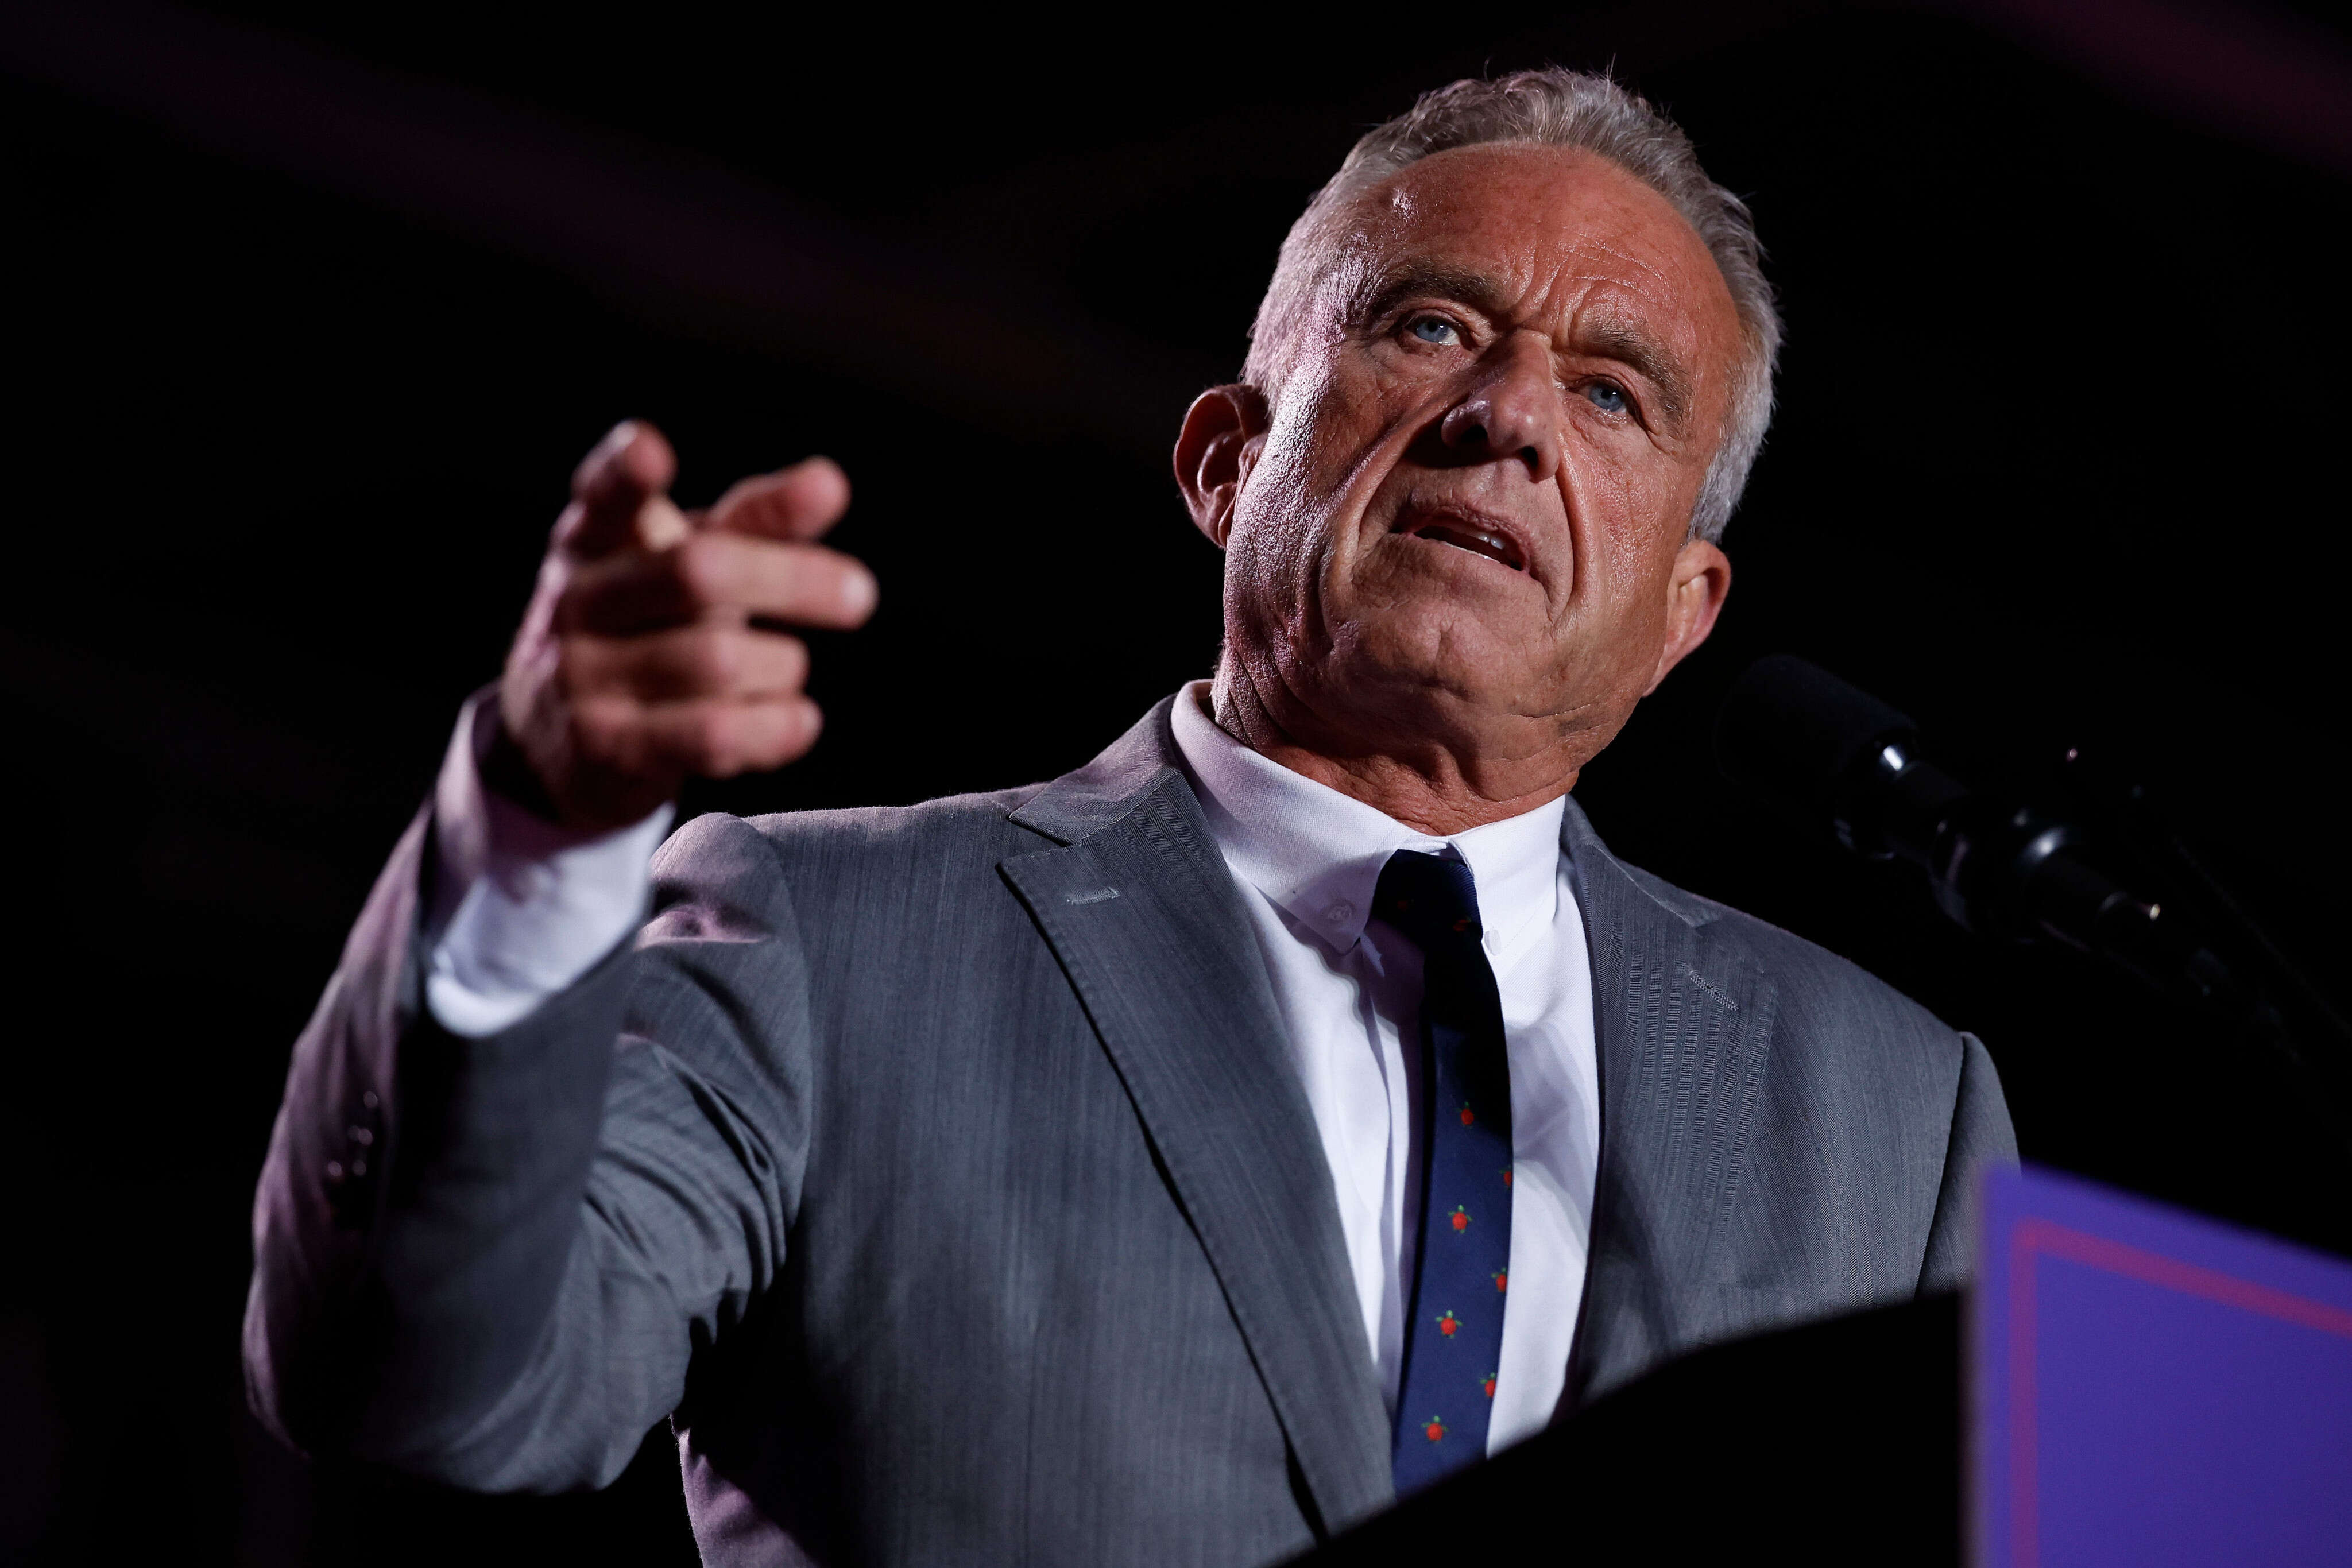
top-left (2002, 1217), bottom-right (2352, 1568)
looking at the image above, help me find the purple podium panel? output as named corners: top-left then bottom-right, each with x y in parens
top-left (1974, 1164), bottom-right (2352, 1568)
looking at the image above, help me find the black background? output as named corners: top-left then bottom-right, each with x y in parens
top-left (3, 2), bottom-right (2349, 1562)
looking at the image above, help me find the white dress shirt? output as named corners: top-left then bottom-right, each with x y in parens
top-left (1166, 683), bottom-right (1599, 1453)
top-left (426, 684), bottom-right (1600, 1454)
top-left (422, 700), bottom-right (671, 1038)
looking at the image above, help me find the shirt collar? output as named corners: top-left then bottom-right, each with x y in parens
top-left (1167, 680), bottom-right (1565, 957)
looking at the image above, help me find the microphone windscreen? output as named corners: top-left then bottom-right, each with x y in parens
top-left (1715, 655), bottom-right (1919, 806)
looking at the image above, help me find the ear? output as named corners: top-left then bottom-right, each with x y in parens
top-left (1645, 537), bottom-right (1732, 695)
top-left (1174, 384), bottom-right (1270, 549)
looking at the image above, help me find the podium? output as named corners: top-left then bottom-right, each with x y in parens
top-left (1302, 1167), bottom-right (2352, 1566)
top-left (1976, 1166), bottom-right (2352, 1566)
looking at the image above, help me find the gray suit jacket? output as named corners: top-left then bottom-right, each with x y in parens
top-left (244, 698), bottom-right (2014, 1566)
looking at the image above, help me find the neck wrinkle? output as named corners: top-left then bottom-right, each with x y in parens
top-left (1208, 659), bottom-right (1579, 837)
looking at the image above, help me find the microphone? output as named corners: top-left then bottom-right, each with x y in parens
top-left (1714, 653), bottom-right (2352, 1166)
top-left (1713, 655), bottom-right (2240, 1012)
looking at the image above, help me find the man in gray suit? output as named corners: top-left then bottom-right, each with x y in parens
top-left (246, 69), bottom-right (2013, 1565)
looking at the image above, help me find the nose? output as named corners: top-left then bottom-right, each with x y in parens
top-left (1438, 334), bottom-right (1561, 483)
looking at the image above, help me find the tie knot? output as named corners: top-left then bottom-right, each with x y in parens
top-left (1372, 850), bottom-right (1483, 953)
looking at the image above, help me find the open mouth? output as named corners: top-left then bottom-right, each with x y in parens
top-left (1396, 515), bottom-right (1527, 572)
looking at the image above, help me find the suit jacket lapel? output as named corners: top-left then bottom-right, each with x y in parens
top-left (1001, 702), bottom-right (1393, 1535)
top-left (1560, 799), bottom-right (1781, 1409)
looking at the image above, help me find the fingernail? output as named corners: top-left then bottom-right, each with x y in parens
top-left (637, 494), bottom-right (692, 551)
top-left (844, 567), bottom-right (878, 617)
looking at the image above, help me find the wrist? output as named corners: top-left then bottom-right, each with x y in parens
top-left (493, 676), bottom-right (676, 833)
top-left (478, 699), bottom-right (567, 824)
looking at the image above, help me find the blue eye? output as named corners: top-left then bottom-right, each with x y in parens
top-left (1408, 316), bottom-right (1460, 346)
top-left (1585, 382), bottom-right (1628, 414)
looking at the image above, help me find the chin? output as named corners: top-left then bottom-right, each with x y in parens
top-left (1313, 620), bottom-right (1544, 733)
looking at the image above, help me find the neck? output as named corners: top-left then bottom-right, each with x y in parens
top-left (1208, 663), bottom-right (1581, 837)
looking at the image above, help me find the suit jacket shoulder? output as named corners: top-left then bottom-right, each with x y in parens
top-left (1615, 858), bottom-right (1971, 1085)
top-left (1559, 802), bottom-right (2014, 1404)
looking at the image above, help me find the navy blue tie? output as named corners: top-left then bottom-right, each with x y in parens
top-left (1375, 849), bottom-right (1514, 1497)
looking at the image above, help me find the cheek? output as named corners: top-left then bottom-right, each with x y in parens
top-left (1554, 443), bottom-right (1690, 671)
top-left (1223, 434), bottom-right (1326, 637)
top-left (1558, 442), bottom-right (1647, 590)
top-left (1229, 367), bottom-right (1387, 591)
top-left (1257, 361), bottom-right (1375, 498)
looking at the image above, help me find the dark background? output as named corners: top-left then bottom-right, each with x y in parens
top-left (3, 1), bottom-right (2349, 1561)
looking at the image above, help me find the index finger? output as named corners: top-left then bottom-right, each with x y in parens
top-left (557, 420), bottom-right (678, 560)
top-left (706, 456), bottom-right (851, 543)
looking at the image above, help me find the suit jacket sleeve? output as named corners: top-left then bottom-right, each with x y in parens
top-left (243, 807), bottom-right (812, 1492)
top-left (1916, 1029), bottom-right (2017, 1294)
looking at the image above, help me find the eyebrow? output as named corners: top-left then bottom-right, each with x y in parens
top-left (1349, 262), bottom-right (1515, 332)
top-left (1577, 312), bottom-right (1693, 436)
top-left (1348, 261), bottom-right (1697, 436)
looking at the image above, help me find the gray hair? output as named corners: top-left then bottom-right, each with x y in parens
top-left (1243, 69), bottom-right (1781, 544)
